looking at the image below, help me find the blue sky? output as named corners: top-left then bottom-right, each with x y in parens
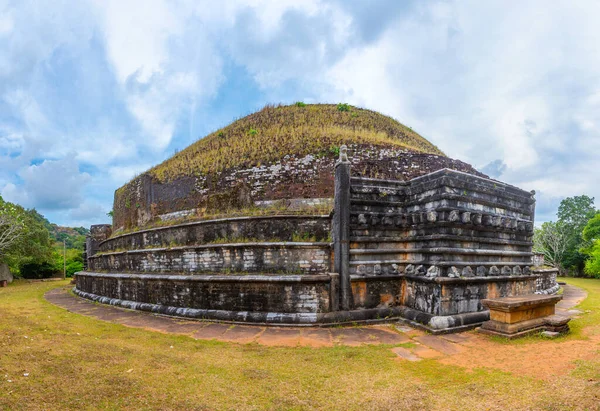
top-left (1, 0), bottom-right (599, 227)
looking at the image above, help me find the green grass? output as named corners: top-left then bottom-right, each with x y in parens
top-left (1, 279), bottom-right (600, 409)
top-left (560, 277), bottom-right (600, 338)
top-left (145, 103), bottom-right (444, 183)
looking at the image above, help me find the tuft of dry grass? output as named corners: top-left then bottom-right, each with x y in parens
top-left (147, 103), bottom-right (444, 183)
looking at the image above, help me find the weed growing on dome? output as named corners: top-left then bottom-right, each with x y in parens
top-left (146, 103), bottom-right (444, 183)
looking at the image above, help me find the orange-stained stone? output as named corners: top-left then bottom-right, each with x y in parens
top-left (351, 281), bottom-right (367, 305)
top-left (380, 293), bottom-right (394, 305)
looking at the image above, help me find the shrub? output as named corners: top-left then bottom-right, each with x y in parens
top-left (66, 261), bottom-right (84, 278)
top-left (19, 262), bottom-right (60, 279)
top-left (337, 103), bottom-right (351, 112)
top-left (295, 101), bottom-right (306, 107)
top-left (248, 128), bottom-right (258, 136)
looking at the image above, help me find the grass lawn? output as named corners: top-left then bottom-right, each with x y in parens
top-left (0, 278), bottom-right (599, 410)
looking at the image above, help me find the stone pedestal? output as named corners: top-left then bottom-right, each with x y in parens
top-left (479, 294), bottom-right (569, 339)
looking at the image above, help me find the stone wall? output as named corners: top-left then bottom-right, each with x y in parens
top-left (332, 161), bottom-right (541, 330)
top-left (75, 272), bottom-right (333, 322)
top-left (112, 144), bottom-right (485, 230)
top-left (88, 215), bottom-right (332, 276)
top-left (99, 215), bottom-right (330, 252)
top-left (347, 169), bottom-right (535, 278)
top-left (533, 268), bottom-right (560, 294)
top-left (89, 242), bottom-right (331, 274)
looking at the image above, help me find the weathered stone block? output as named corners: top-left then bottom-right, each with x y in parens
top-left (462, 266), bottom-right (474, 277)
top-left (479, 294), bottom-right (566, 338)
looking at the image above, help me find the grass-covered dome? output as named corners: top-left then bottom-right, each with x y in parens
top-left (149, 103), bottom-right (444, 182)
top-left (113, 103), bottom-right (482, 230)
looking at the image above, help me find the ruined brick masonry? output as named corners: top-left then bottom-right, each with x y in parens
top-left (76, 154), bottom-right (557, 331)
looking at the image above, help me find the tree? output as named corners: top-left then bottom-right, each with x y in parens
top-left (582, 213), bottom-right (600, 244)
top-left (0, 199), bottom-right (25, 260)
top-left (584, 243), bottom-right (600, 278)
top-left (0, 199), bottom-right (56, 276)
top-left (0, 196), bottom-right (84, 278)
top-left (556, 195), bottom-right (598, 275)
top-left (533, 222), bottom-right (569, 274)
top-left (582, 213), bottom-right (600, 278)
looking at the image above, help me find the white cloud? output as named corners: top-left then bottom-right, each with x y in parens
top-left (300, 0), bottom-right (600, 221)
top-left (0, 128), bottom-right (24, 151)
top-left (1, 157), bottom-right (90, 210)
top-left (92, 0), bottom-right (225, 151)
top-left (0, 9), bottom-right (13, 37)
top-left (1, 0), bottom-right (600, 227)
top-left (108, 164), bottom-right (153, 184)
top-left (68, 201), bottom-right (108, 223)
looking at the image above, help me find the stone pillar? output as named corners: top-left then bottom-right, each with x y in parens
top-left (82, 242), bottom-right (88, 271)
top-left (86, 224), bottom-right (112, 270)
top-left (329, 273), bottom-right (340, 312)
top-left (333, 145), bottom-right (352, 311)
top-left (529, 190), bottom-right (537, 268)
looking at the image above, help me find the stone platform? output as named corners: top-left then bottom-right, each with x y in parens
top-left (81, 164), bottom-right (555, 332)
top-left (45, 283), bottom-right (585, 349)
top-left (479, 294), bottom-right (570, 339)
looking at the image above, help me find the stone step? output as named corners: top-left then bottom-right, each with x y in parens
top-left (349, 247), bottom-right (533, 257)
top-left (350, 235), bottom-right (533, 247)
top-left (349, 260), bottom-right (531, 267)
top-left (414, 335), bottom-right (463, 355)
top-left (392, 347), bottom-right (421, 361)
top-left (89, 242), bottom-right (332, 275)
top-left (79, 271), bottom-right (334, 281)
top-left (98, 241), bottom-right (331, 254)
top-left (98, 214), bottom-right (332, 253)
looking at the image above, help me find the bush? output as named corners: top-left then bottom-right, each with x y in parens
top-left (19, 262), bottom-right (60, 279)
top-left (584, 241), bottom-right (600, 278)
top-left (66, 261), bottom-right (84, 278)
top-left (337, 103), bottom-right (351, 112)
top-left (248, 128), bottom-right (258, 136)
top-left (329, 146), bottom-right (340, 157)
top-left (294, 101), bottom-right (306, 107)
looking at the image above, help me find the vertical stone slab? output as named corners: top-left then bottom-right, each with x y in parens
top-left (529, 190), bottom-right (537, 267)
top-left (82, 242), bottom-right (88, 271)
top-left (333, 146), bottom-right (351, 310)
top-left (86, 224), bottom-right (113, 269)
top-left (329, 273), bottom-right (340, 311)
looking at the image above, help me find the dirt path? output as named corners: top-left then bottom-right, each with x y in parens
top-left (438, 284), bottom-right (599, 380)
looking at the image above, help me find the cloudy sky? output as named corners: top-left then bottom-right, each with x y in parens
top-left (1, 0), bottom-right (599, 227)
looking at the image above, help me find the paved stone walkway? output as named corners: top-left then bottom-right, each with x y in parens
top-left (45, 284), bottom-right (587, 357)
top-left (556, 282), bottom-right (588, 318)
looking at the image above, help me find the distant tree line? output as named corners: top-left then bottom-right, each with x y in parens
top-left (0, 196), bottom-right (88, 279)
top-left (533, 195), bottom-right (600, 278)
